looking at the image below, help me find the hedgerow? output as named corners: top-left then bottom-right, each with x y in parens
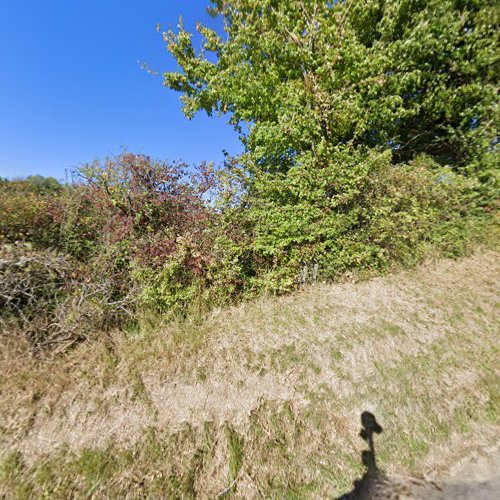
top-left (1, 0), bottom-right (498, 350)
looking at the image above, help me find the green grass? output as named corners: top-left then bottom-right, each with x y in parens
top-left (227, 426), bottom-right (244, 483)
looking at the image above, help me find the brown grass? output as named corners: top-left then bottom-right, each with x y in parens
top-left (0, 250), bottom-right (499, 498)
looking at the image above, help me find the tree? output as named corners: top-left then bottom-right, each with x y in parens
top-left (161, 0), bottom-right (498, 289)
top-left (163, 0), bottom-right (498, 173)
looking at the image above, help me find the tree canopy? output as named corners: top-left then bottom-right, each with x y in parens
top-left (161, 0), bottom-right (498, 288)
top-left (163, 0), bottom-right (498, 173)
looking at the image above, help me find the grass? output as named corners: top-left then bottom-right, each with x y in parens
top-left (226, 426), bottom-right (244, 483)
top-left (0, 249), bottom-right (499, 498)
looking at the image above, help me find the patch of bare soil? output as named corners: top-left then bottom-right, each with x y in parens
top-left (382, 446), bottom-right (500, 500)
top-left (430, 442), bottom-right (500, 500)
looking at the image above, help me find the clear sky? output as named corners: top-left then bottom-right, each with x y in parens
top-left (0, 1), bottom-right (241, 180)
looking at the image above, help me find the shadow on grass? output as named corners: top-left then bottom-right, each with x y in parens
top-left (336, 411), bottom-right (385, 500)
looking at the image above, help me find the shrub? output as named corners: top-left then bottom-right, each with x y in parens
top-left (71, 153), bottom-right (218, 313)
top-left (0, 145), bottom-right (495, 349)
top-left (0, 244), bottom-right (136, 351)
top-left (132, 237), bottom-right (204, 317)
top-left (0, 244), bottom-right (70, 322)
top-left (0, 179), bottom-right (64, 249)
top-left (236, 148), bottom-right (484, 292)
top-left (161, 0), bottom-right (499, 292)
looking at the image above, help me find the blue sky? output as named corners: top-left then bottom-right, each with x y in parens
top-left (0, 1), bottom-right (241, 180)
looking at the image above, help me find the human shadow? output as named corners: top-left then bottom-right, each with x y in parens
top-left (336, 411), bottom-right (385, 500)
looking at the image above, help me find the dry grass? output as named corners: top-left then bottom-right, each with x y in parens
top-left (0, 250), bottom-right (499, 498)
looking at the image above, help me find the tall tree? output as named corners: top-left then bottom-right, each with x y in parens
top-left (163, 0), bottom-right (498, 173)
top-left (161, 0), bottom-right (498, 288)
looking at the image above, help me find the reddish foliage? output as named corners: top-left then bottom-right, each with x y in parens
top-left (80, 153), bottom-right (217, 272)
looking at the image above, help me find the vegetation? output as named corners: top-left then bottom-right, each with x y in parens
top-left (0, 1), bottom-right (499, 495)
top-left (1, 251), bottom-right (498, 497)
top-left (163, 0), bottom-right (499, 288)
top-left (1, 0), bottom-right (498, 346)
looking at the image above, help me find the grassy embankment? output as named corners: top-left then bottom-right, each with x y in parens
top-left (1, 249), bottom-right (499, 498)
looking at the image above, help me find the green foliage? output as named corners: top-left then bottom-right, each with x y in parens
top-left (163, 0), bottom-right (498, 174)
top-left (226, 426), bottom-right (245, 482)
top-left (1, 1), bottom-right (498, 344)
top-left (227, 149), bottom-right (482, 291)
top-left (0, 178), bottom-right (64, 249)
top-left (0, 177), bottom-right (96, 259)
top-left (161, 0), bottom-right (498, 291)
top-left (133, 246), bottom-right (201, 318)
top-left (23, 175), bottom-right (63, 194)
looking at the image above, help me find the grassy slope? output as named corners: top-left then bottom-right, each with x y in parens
top-left (0, 250), bottom-right (499, 498)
